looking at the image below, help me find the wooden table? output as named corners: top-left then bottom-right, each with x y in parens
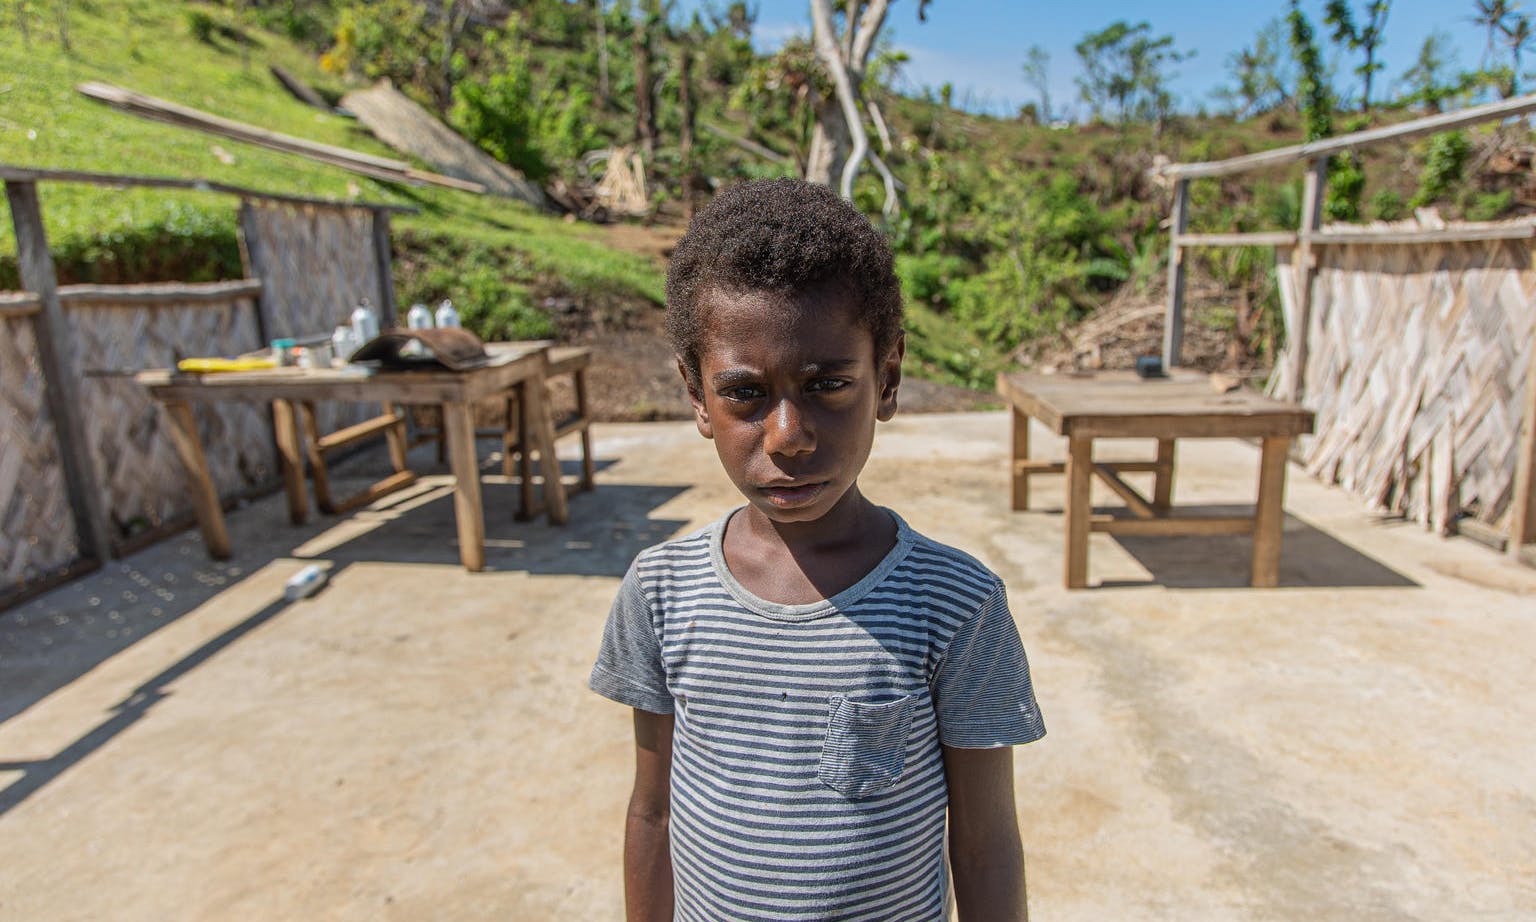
top-left (138, 342), bottom-right (569, 572)
top-left (996, 371), bottom-right (1315, 589)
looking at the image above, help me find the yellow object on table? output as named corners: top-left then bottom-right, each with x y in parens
top-left (176, 356), bottom-right (277, 374)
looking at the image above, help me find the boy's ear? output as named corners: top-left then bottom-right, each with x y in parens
top-left (876, 333), bottom-right (905, 422)
top-left (678, 358), bottom-right (714, 439)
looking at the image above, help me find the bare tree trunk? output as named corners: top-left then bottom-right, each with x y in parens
top-left (808, 0), bottom-right (889, 204)
top-left (632, 3), bottom-right (657, 154)
top-left (805, 98), bottom-right (850, 187)
top-left (594, 0), bottom-right (610, 107)
top-left (56, 0), bottom-right (70, 53)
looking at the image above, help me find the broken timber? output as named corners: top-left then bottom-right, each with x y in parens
top-left (77, 81), bottom-right (485, 194)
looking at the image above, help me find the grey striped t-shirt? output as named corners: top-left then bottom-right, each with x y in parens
top-left (590, 508), bottom-right (1045, 921)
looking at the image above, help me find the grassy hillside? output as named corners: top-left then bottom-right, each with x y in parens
top-left (0, 0), bottom-right (663, 335)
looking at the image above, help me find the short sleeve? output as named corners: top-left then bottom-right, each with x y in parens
top-left (589, 559), bottom-right (674, 714)
top-left (932, 581), bottom-right (1045, 748)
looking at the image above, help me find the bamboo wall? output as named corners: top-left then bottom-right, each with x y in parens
top-left (68, 294), bottom-right (274, 548)
top-left (0, 312), bottom-right (79, 586)
top-left (240, 201), bottom-right (389, 435)
top-left (1270, 230), bottom-right (1535, 533)
top-left (2, 187), bottom-right (400, 603)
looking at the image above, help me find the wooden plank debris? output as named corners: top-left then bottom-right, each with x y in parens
top-left (268, 64), bottom-right (330, 111)
top-left (339, 80), bottom-right (544, 207)
top-left (0, 163), bottom-right (417, 212)
top-left (76, 81), bottom-right (486, 193)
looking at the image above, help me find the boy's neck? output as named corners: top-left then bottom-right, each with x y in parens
top-left (723, 486), bottom-right (898, 607)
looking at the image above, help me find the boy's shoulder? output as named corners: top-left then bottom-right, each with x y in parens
top-left (898, 519), bottom-right (1005, 593)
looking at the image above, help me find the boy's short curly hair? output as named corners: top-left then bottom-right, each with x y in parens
top-left (665, 178), bottom-right (904, 389)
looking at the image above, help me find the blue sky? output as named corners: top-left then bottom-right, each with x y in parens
top-left (682, 1), bottom-right (1495, 117)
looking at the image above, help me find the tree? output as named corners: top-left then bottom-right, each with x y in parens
top-left (1501, 12), bottom-right (1532, 95)
top-left (1288, 0), bottom-right (1333, 141)
top-left (1472, 0), bottom-right (1513, 67)
top-left (804, 0), bottom-right (917, 217)
top-left (632, 0), bottom-right (662, 154)
top-left (1323, 0), bottom-right (1390, 111)
top-left (1021, 45), bottom-right (1051, 124)
top-left (1074, 20), bottom-right (1188, 131)
top-left (1220, 18), bottom-right (1294, 117)
top-left (1401, 31), bottom-right (1456, 112)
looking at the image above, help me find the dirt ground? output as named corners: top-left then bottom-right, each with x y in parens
top-left (2, 412), bottom-right (1533, 921)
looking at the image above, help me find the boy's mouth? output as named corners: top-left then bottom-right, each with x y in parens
top-left (758, 481), bottom-right (829, 508)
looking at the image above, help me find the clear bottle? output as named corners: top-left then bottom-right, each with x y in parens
top-left (435, 298), bottom-right (461, 328)
top-left (407, 302), bottom-right (434, 330)
top-left (283, 564), bottom-right (327, 601)
top-left (350, 297), bottom-right (380, 344)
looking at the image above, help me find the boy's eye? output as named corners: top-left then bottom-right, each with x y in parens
top-left (807, 377), bottom-right (850, 393)
top-left (720, 385), bottom-right (765, 402)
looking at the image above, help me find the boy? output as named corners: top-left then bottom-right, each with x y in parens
top-left (590, 179), bottom-right (1045, 921)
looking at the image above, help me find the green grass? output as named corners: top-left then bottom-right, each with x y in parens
top-left (0, 0), bottom-right (663, 321)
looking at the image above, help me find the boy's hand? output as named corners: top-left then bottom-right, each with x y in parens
top-left (944, 745), bottom-right (1028, 922)
top-left (626, 709), bottom-right (675, 922)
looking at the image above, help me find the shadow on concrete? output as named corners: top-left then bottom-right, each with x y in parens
top-left (0, 459), bottom-right (691, 815)
top-left (0, 597), bottom-right (291, 818)
top-left (309, 479), bottom-right (691, 576)
top-left (1091, 506), bottom-right (1419, 590)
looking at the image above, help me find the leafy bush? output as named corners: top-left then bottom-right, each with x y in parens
top-left (895, 252), bottom-right (969, 307)
top-left (186, 10), bottom-right (216, 44)
top-left (0, 203), bottom-right (242, 289)
top-left (1465, 189), bottom-right (1513, 222)
top-left (1371, 188), bottom-right (1406, 221)
top-left (1412, 130), bottom-right (1470, 208)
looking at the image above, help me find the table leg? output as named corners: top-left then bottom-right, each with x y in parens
top-left (515, 382), bottom-right (534, 522)
top-left (1011, 407), bottom-right (1031, 511)
top-left (1065, 436), bottom-right (1093, 589)
top-left (1251, 436), bottom-right (1290, 588)
top-left (526, 375), bottom-right (569, 526)
top-left (1153, 438), bottom-right (1176, 510)
top-left (270, 399), bottom-right (308, 525)
top-left (442, 400), bottom-right (486, 572)
top-left (162, 400), bottom-right (231, 560)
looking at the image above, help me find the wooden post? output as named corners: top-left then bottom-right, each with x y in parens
top-left (1251, 436), bottom-right (1291, 587)
top-left (236, 200), bottom-right (275, 345)
top-left (1010, 407), bottom-right (1031, 511)
top-left (5, 180), bottom-right (113, 564)
top-left (1510, 329), bottom-right (1536, 557)
top-left (1064, 436), bottom-right (1093, 589)
top-left (1289, 158), bottom-right (1328, 403)
top-left (1162, 178), bottom-right (1190, 369)
top-left (370, 207), bottom-right (398, 328)
top-left (162, 400), bottom-right (232, 560)
top-left (270, 399), bottom-right (309, 525)
top-left (1152, 438), bottom-right (1175, 510)
top-left (442, 400), bottom-right (486, 572)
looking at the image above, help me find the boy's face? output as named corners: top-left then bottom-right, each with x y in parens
top-left (684, 286), bottom-right (902, 526)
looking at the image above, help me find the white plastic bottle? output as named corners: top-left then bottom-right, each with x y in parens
top-left (407, 302), bottom-right (434, 330)
top-left (435, 298), bottom-right (461, 328)
top-left (283, 564), bottom-right (327, 601)
top-left (350, 298), bottom-right (380, 344)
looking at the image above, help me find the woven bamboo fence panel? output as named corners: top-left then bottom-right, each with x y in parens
top-left (241, 201), bottom-right (385, 435)
top-left (1271, 233), bottom-right (1534, 533)
top-left (67, 296), bottom-right (275, 548)
top-left (0, 313), bottom-right (80, 589)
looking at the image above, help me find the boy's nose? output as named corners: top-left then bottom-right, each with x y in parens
top-left (763, 398), bottom-right (814, 456)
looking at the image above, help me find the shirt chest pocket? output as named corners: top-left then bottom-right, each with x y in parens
top-left (817, 694), bottom-right (915, 799)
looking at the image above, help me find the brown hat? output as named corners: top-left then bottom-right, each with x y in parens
top-left (350, 327), bottom-right (490, 371)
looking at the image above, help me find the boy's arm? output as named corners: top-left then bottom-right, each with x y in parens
top-left (625, 709), bottom-right (675, 922)
top-left (943, 744), bottom-right (1028, 922)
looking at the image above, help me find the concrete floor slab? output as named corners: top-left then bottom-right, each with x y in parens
top-left (2, 412), bottom-right (1533, 920)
